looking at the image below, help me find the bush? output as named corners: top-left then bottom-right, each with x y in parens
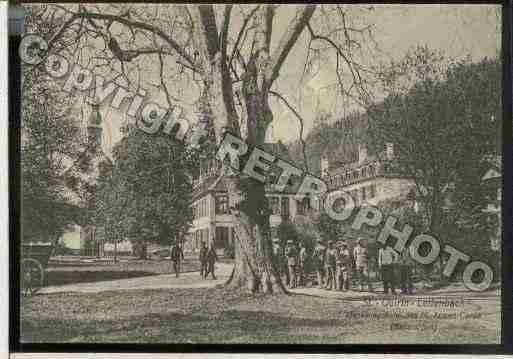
top-left (225, 241), bottom-right (235, 259)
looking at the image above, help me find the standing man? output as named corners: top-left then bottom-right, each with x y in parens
top-left (298, 242), bottom-right (308, 287)
top-left (312, 237), bottom-right (326, 289)
top-left (272, 237), bottom-right (283, 278)
top-left (199, 241), bottom-right (208, 279)
top-left (336, 241), bottom-right (352, 291)
top-left (398, 246), bottom-right (414, 294)
top-left (324, 240), bottom-right (337, 290)
top-left (205, 244), bottom-right (219, 279)
top-left (378, 242), bottom-right (399, 294)
top-left (170, 241), bottom-right (185, 278)
top-left (272, 237), bottom-right (288, 285)
top-left (284, 240), bottom-right (298, 289)
top-left (353, 238), bottom-right (373, 292)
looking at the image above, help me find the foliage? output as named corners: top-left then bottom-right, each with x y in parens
top-left (20, 57), bottom-right (84, 243)
top-left (95, 127), bottom-right (198, 249)
top-left (224, 241), bottom-right (235, 259)
top-left (276, 221), bottom-right (299, 249)
top-left (367, 48), bottom-right (501, 235)
top-left (288, 111), bottom-right (372, 174)
top-left (367, 49), bottom-right (501, 280)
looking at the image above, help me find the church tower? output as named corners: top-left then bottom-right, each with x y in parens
top-left (80, 98), bottom-right (111, 257)
top-left (87, 98), bottom-right (103, 151)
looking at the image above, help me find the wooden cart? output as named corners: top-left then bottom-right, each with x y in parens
top-left (21, 242), bottom-right (54, 296)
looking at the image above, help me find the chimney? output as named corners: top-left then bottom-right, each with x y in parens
top-left (358, 144), bottom-right (367, 165)
top-left (385, 143), bottom-right (394, 160)
top-left (321, 156), bottom-right (329, 177)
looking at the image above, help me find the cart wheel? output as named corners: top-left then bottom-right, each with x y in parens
top-left (21, 258), bottom-right (44, 296)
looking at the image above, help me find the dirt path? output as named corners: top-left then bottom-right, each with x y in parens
top-left (38, 262), bottom-right (501, 302)
top-left (38, 263), bottom-right (234, 294)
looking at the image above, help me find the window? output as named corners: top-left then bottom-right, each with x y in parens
top-left (281, 197), bottom-right (290, 218)
top-left (215, 227), bottom-right (229, 249)
top-left (269, 196), bottom-right (280, 215)
top-left (195, 231), bottom-right (200, 249)
top-left (297, 197), bottom-right (311, 215)
top-left (215, 194), bottom-right (229, 214)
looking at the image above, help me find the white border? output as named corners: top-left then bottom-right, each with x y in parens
top-left (8, 354), bottom-right (513, 359)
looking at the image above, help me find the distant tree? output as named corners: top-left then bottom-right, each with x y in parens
top-left (95, 127), bottom-right (197, 258)
top-left (367, 47), bottom-right (501, 237)
top-left (367, 48), bottom-right (501, 282)
top-left (288, 111), bottom-right (372, 175)
top-left (21, 45), bottom-right (84, 243)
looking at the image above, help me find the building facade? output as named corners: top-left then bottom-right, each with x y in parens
top-left (186, 141), bottom-right (418, 253)
top-left (321, 143), bottom-right (417, 209)
top-left (187, 142), bottom-right (316, 253)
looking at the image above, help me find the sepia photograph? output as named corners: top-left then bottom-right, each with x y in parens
top-left (9, 2), bottom-right (508, 350)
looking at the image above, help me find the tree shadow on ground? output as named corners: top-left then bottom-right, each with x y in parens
top-left (20, 308), bottom-right (354, 343)
top-left (44, 271), bottom-right (156, 286)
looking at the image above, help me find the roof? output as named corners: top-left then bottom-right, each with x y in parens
top-left (482, 155), bottom-right (501, 182)
top-left (192, 175), bottom-right (222, 200)
top-left (192, 141), bottom-right (295, 199)
top-left (328, 154), bottom-right (379, 176)
top-left (259, 141), bottom-right (292, 162)
top-left (482, 168), bottom-right (501, 181)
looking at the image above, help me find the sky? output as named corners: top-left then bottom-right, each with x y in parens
top-left (268, 4), bottom-right (501, 144)
top-left (62, 4), bottom-right (501, 155)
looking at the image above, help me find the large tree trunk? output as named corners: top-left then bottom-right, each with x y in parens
top-left (187, 5), bottom-right (314, 295)
top-left (224, 175), bottom-right (287, 294)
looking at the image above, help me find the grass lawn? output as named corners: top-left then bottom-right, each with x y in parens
top-left (20, 287), bottom-right (501, 344)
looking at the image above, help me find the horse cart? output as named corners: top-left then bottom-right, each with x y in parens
top-left (21, 242), bottom-right (54, 296)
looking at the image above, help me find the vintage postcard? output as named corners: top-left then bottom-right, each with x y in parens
top-left (10, 2), bottom-right (508, 351)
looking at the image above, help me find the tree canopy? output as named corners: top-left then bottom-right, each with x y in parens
top-left (95, 127), bottom-right (198, 249)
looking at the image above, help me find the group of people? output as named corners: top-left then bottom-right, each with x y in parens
top-left (198, 241), bottom-right (219, 280)
top-left (273, 237), bottom-right (415, 294)
top-left (173, 237), bottom-right (415, 293)
top-left (378, 241), bottom-right (414, 294)
top-left (169, 241), bottom-right (219, 280)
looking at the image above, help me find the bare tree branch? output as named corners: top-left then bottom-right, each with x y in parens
top-left (266, 5), bottom-right (316, 85)
top-left (228, 5), bottom-right (260, 71)
top-left (269, 90), bottom-right (309, 172)
top-left (49, 9), bottom-right (196, 68)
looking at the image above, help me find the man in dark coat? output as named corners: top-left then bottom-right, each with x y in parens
top-left (312, 237), bottom-right (326, 289)
top-left (324, 240), bottom-right (337, 290)
top-left (170, 241), bottom-right (185, 277)
top-left (205, 245), bottom-right (219, 280)
top-left (284, 239), bottom-right (298, 289)
top-left (199, 241), bottom-right (208, 279)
